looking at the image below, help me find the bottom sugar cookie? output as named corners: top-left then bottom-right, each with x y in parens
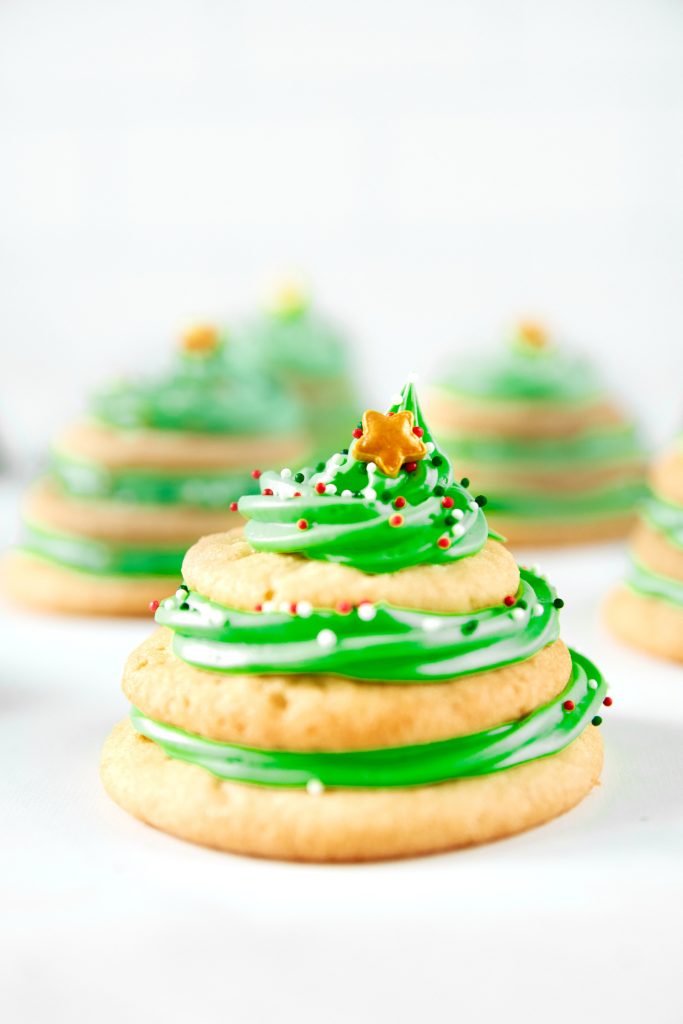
top-left (604, 585), bottom-right (683, 663)
top-left (101, 719), bottom-right (603, 862)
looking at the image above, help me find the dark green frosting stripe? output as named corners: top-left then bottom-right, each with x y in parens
top-left (156, 569), bottom-right (559, 683)
top-left (129, 648), bottom-right (607, 789)
top-left (627, 559), bottom-right (683, 608)
top-left (21, 522), bottom-right (184, 577)
top-left (52, 450), bottom-right (256, 508)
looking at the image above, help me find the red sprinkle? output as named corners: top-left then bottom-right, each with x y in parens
top-left (603, 696), bottom-right (613, 707)
top-left (394, 496), bottom-right (406, 509)
top-left (315, 481), bottom-right (326, 494)
top-left (503, 595), bottom-right (516, 607)
top-left (413, 426), bottom-right (424, 437)
top-left (290, 602), bottom-right (298, 614)
top-left (262, 488), bottom-right (274, 496)
top-left (337, 601), bottom-right (353, 614)
top-left (389, 514), bottom-right (404, 527)
top-left (297, 518), bottom-right (309, 530)
top-left (352, 428), bottom-right (363, 438)
top-left (254, 603), bottom-right (263, 612)
top-left (404, 461), bottom-right (418, 473)
top-left (437, 535), bottom-right (451, 549)
top-left (293, 491), bottom-right (302, 497)
top-left (563, 700), bottom-right (575, 712)
top-left (441, 496), bottom-right (454, 509)
top-left (251, 469), bottom-right (262, 479)
top-left (148, 600), bottom-right (159, 613)
top-left (229, 502), bottom-right (238, 512)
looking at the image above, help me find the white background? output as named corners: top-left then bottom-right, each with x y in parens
top-left (1, 0), bottom-right (682, 465)
top-left (2, 3), bottom-right (683, 1022)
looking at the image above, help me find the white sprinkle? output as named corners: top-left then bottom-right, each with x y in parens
top-left (317, 628), bottom-right (337, 648)
top-left (296, 600), bottom-right (313, 618)
top-left (510, 607), bottom-right (525, 621)
top-left (341, 489), bottom-right (353, 498)
top-left (588, 679), bottom-right (599, 690)
top-left (366, 461), bottom-right (377, 473)
top-left (425, 441), bottom-right (435, 453)
top-left (162, 598), bottom-right (174, 609)
top-left (423, 617), bottom-right (442, 632)
top-left (530, 564), bottom-right (541, 575)
top-left (279, 601), bottom-right (292, 613)
top-left (532, 604), bottom-right (544, 617)
top-left (262, 600), bottom-right (276, 614)
top-left (390, 392), bottom-right (403, 405)
top-left (406, 372), bottom-right (419, 384)
top-left (280, 467), bottom-right (292, 479)
top-left (357, 602), bottom-right (376, 621)
top-left (330, 453), bottom-right (344, 465)
top-left (363, 488), bottom-right (377, 500)
top-left (453, 508), bottom-right (464, 521)
top-left (452, 524), bottom-right (465, 539)
top-left (175, 588), bottom-right (188, 600)
top-left (469, 500), bottom-right (479, 512)
top-left (306, 779), bottom-right (325, 796)
top-left (325, 484), bottom-right (337, 494)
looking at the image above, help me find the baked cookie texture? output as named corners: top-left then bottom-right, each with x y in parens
top-left (2, 325), bottom-right (306, 617)
top-left (605, 438), bottom-right (683, 662)
top-left (101, 381), bottom-right (610, 861)
top-left (424, 321), bottom-right (645, 546)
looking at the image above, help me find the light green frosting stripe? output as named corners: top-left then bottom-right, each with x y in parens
top-left (21, 522), bottom-right (184, 577)
top-left (156, 570), bottom-right (559, 683)
top-left (627, 559), bottom-right (683, 608)
top-left (240, 382), bottom-right (492, 574)
top-left (51, 449), bottom-right (256, 508)
top-left (129, 648), bottom-right (607, 789)
top-left (481, 480), bottom-right (645, 521)
top-left (642, 492), bottom-right (683, 550)
top-left (439, 424), bottom-right (642, 467)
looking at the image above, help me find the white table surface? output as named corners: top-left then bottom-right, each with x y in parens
top-left (1, 478), bottom-right (682, 1024)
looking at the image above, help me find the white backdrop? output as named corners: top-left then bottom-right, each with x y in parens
top-left (1, 0), bottom-right (683, 464)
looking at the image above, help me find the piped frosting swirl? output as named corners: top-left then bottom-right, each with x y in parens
top-left (239, 381), bottom-right (492, 574)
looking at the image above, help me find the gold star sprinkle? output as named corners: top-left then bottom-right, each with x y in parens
top-left (353, 409), bottom-right (428, 478)
top-left (181, 323), bottom-right (221, 354)
top-left (516, 320), bottom-right (548, 349)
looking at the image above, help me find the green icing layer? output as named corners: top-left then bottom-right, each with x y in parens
top-left (437, 337), bottom-right (603, 404)
top-left (91, 345), bottom-right (301, 435)
top-left (627, 559), bottom-right (683, 608)
top-left (51, 449), bottom-right (255, 508)
top-left (642, 492), bottom-right (683, 550)
top-left (242, 298), bottom-right (352, 380)
top-left (129, 648), bottom-right (607, 789)
top-left (156, 569), bottom-right (559, 683)
top-left (21, 521), bottom-right (184, 578)
top-left (439, 424), bottom-right (642, 467)
top-left (239, 382), bottom-right (492, 574)
top-left (481, 480), bottom-right (645, 521)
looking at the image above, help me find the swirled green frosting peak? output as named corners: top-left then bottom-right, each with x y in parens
top-left (239, 381), bottom-right (493, 574)
top-left (440, 325), bottom-right (603, 404)
top-left (91, 328), bottom-right (301, 435)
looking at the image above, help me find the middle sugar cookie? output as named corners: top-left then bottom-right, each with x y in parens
top-left (101, 381), bottom-right (611, 861)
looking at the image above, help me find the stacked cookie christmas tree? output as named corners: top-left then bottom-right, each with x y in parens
top-left (241, 281), bottom-right (358, 459)
top-left (4, 325), bottom-right (305, 616)
top-left (605, 435), bottom-right (683, 662)
top-left (425, 322), bottom-right (645, 545)
top-left (102, 381), bottom-right (609, 861)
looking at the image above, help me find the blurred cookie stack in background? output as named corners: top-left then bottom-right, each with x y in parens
top-left (424, 321), bottom-right (646, 546)
top-left (2, 325), bottom-right (306, 616)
